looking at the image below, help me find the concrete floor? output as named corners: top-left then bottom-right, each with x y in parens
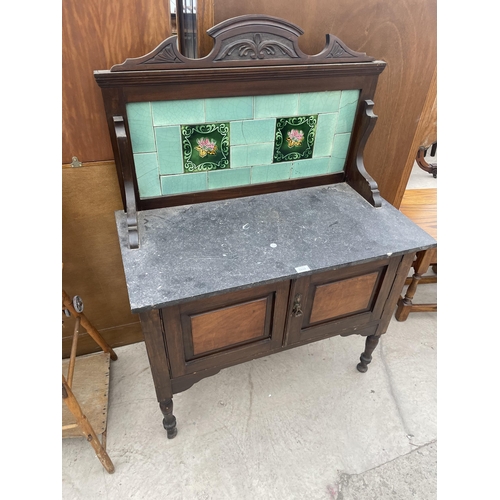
top-left (62, 165), bottom-right (437, 499)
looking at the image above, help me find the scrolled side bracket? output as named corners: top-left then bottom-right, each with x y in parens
top-left (346, 100), bottom-right (382, 208)
top-left (113, 116), bottom-right (139, 249)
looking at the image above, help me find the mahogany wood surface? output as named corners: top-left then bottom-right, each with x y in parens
top-left (161, 256), bottom-right (409, 398)
top-left (375, 252), bottom-right (417, 336)
top-left (190, 297), bottom-right (269, 356)
top-left (166, 281), bottom-right (290, 378)
top-left (310, 272), bottom-right (379, 324)
top-left (140, 255), bottom-right (422, 403)
top-left (286, 257), bottom-right (398, 345)
top-left (139, 310), bottom-right (173, 402)
top-left (108, 14), bottom-right (373, 72)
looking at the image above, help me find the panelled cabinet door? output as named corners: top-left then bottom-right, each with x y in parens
top-left (163, 281), bottom-right (290, 377)
top-left (285, 257), bottom-right (400, 345)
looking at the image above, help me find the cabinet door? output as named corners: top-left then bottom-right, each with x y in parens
top-left (163, 281), bottom-right (290, 377)
top-left (285, 257), bottom-right (400, 345)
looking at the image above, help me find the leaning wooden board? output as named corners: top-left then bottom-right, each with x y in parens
top-left (62, 352), bottom-right (110, 438)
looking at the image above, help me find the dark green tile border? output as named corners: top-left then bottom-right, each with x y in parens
top-left (181, 122), bottom-right (230, 173)
top-left (273, 115), bottom-right (318, 163)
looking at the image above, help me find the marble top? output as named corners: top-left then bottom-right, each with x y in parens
top-left (115, 183), bottom-right (436, 313)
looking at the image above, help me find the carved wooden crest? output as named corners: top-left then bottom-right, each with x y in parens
top-left (110, 15), bottom-right (374, 72)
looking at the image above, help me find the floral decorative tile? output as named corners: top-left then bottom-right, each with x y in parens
top-left (273, 115), bottom-right (318, 163)
top-left (181, 122), bottom-right (230, 172)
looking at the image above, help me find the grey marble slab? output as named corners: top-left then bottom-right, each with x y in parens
top-left (115, 183), bottom-right (436, 313)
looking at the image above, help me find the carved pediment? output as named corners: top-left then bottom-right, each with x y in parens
top-left (110, 15), bottom-right (374, 71)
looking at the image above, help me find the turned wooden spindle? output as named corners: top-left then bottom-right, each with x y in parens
top-left (160, 398), bottom-right (177, 439)
top-left (357, 335), bottom-right (380, 373)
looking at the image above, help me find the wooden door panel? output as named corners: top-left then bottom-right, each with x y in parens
top-left (309, 272), bottom-right (378, 324)
top-left (186, 296), bottom-right (271, 358)
top-left (286, 257), bottom-right (400, 344)
top-left (165, 281), bottom-right (290, 376)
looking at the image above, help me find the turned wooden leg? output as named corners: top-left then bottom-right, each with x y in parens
top-left (160, 398), bottom-right (177, 439)
top-left (357, 335), bottom-right (380, 373)
top-left (395, 249), bottom-right (434, 322)
top-left (395, 271), bottom-right (423, 322)
top-left (140, 310), bottom-right (178, 439)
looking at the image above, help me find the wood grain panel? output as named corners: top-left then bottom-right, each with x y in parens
top-left (399, 188), bottom-right (437, 240)
top-left (191, 297), bottom-right (268, 355)
top-left (211, 0), bottom-right (437, 205)
top-left (62, 0), bottom-right (171, 163)
top-left (394, 68), bottom-right (437, 207)
top-left (197, 0), bottom-right (215, 57)
top-left (62, 162), bottom-right (142, 357)
top-left (310, 272), bottom-right (379, 324)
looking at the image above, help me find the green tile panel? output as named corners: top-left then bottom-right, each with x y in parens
top-left (230, 119), bottom-right (276, 145)
top-left (330, 133), bottom-right (352, 173)
top-left (231, 143), bottom-right (274, 168)
top-left (152, 99), bottom-right (205, 126)
top-left (312, 113), bottom-right (338, 158)
top-left (251, 163), bottom-right (293, 184)
top-left (127, 102), bottom-right (156, 153)
top-left (156, 126), bottom-right (184, 175)
top-left (205, 96), bottom-right (254, 122)
top-left (161, 172), bottom-right (207, 195)
top-left (128, 90), bottom-right (361, 198)
top-left (208, 168), bottom-right (251, 189)
top-left (336, 90), bottom-right (360, 134)
top-left (133, 153), bottom-right (161, 198)
top-left (298, 91), bottom-right (341, 115)
top-left (254, 94), bottom-right (299, 119)
top-left (291, 157), bottom-right (332, 179)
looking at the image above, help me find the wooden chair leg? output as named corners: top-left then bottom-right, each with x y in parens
top-left (395, 249), bottom-right (436, 322)
top-left (62, 375), bottom-right (115, 474)
top-left (62, 290), bottom-right (118, 361)
top-left (395, 271), bottom-right (423, 321)
top-left (416, 144), bottom-right (437, 178)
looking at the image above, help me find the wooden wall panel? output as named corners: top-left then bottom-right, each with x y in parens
top-left (197, 0), bottom-right (215, 57)
top-left (209, 0), bottom-right (437, 205)
top-left (62, 163), bottom-right (143, 357)
top-left (62, 0), bottom-right (171, 164)
top-left (394, 66), bottom-right (437, 207)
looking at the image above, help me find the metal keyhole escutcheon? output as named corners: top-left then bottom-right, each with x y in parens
top-left (292, 294), bottom-right (303, 317)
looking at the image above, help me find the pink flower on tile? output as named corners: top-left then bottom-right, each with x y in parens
top-left (286, 129), bottom-right (304, 147)
top-left (195, 137), bottom-right (218, 157)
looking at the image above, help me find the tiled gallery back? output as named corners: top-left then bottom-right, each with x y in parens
top-left (126, 90), bottom-right (360, 198)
